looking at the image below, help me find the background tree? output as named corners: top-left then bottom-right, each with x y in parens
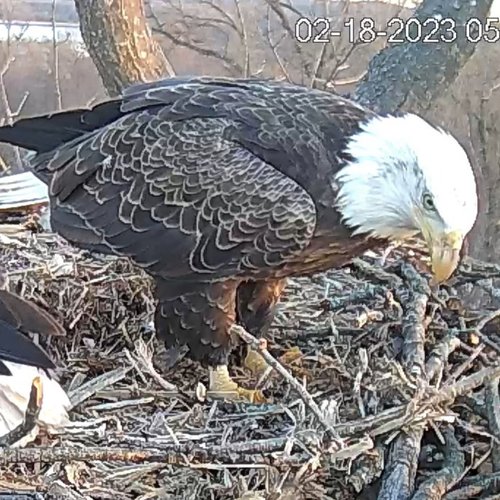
top-left (73, 0), bottom-right (174, 96)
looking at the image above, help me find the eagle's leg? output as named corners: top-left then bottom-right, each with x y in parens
top-left (236, 279), bottom-right (287, 377)
top-left (155, 279), bottom-right (266, 403)
top-left (208, 364), bottom-right (266, 402)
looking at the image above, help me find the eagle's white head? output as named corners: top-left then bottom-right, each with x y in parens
top-left (335, 113), bottom-right (478, 282)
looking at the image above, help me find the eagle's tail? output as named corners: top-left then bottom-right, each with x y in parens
top-left (0, 362), bottom-right (71, 446)
top-left (0, 289), bottom-right (65, 374)
top-left (0, 290), bottom-right (71, 445)
top-left (0, 99), bottom-right (123, 154)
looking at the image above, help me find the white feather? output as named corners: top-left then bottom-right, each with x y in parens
top-left (0, 172), bottom-right (48, 209)
top-left (0, 361), bottom-right (70, 446)
top-left (334, 113), bottom-right (478, 240)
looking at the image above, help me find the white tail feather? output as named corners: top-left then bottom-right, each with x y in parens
top-left (0, 361), bottom-right (70, 445)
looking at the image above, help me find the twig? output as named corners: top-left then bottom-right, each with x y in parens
top-left (324, 283), bottom-right (387, 311)
top-left (0, 376), bottom-right (43, 447)
top-left (444, 472), bottom-right (500, 499)
top-left (436, 364), bottom-right (500, 404)
top-left (448, 344), bottom-right (485, 382)
top-left (0, 434), bottom-right (371, 466)
top-left (231, 325), bottom-right (342, 446)
top-left (474, 308), bottom-right (500, 355)
top-left (333, 364), bottom-right (500, 439)
top-left (51, 0), bottom-right (63, 110)
top-left (263, 5), bottom-right (291, 81)
top-left (263, 0), bottom-right (312, 79)
top-left (377, 264), bottom-right (432, 499)
top-left (67, 366), bottom-right (133, 408)
top-left (130, 338), bottom-right (177, 391)
top-left (350, 258), bottom-right (403, 289)
top-left (0, 445), bottom-right (194, 466)
top-left (233, 0), bottom-right (249, 77)
top-left (426, 332), bottom-right (461, 386)
top-left (0, 494), bottom-right (44, 499)
top-left (476, 308), bottom-right (500, 332)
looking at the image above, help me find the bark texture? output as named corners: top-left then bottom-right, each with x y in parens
top-left (354, 0), bottom-right (494, 114)
top-left (74, 0), bottom-right (173, 97)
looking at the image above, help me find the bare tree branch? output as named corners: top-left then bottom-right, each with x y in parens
top-left (51, 0), bottom-right (63, 110)
top-left (148, 0), bottom-right (245, 76)
top-left (234, 0), bottom-right (250, 77)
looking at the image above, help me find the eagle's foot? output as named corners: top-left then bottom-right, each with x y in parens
top-left (279, 346), bottom-right (303, 365)
top-left (279, 346), bottom-right (309, 378)
top-left (208, 365), bottom-right (266, 403)
top-left (243, 345), bottom-right (269, 377)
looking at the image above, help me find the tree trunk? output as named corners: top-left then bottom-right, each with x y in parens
top-left (465, 89), bottom-right (500, 262)
top-left (354, 0), bottom-right (494, 114)
top-left (74, 0), bottom-right (174, 97)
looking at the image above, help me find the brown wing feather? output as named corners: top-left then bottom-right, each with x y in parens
top-left (118, 77), bottom-right (373, 199)
top-left (0, 290), bottom-right (63, 374)
top-left (37, 115), bottom-right (317, 282)
top-left (236, 279), bottom-right (287, 336)
top-left (0, 290), bottom-right (64, 337)
top-left (1, 78), bottom-right (378, 364)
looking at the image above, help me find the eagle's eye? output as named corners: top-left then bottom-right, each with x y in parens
top-left (422, 193), bottom-right (435, 212)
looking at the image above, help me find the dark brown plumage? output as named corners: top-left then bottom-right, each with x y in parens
top-left (0, 289), bottom-right (64, 375)
top-left (0, 285), bottom-right (70, 440)
top-left (0, 77), bottom-right (388, 398)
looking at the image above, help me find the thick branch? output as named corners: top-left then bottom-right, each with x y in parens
top-left (74, 0), bottom-right (174, 96)
top-left (354, 0), bottom-right (494, 113)
top-left (378, 429), bottom-right (423, 500)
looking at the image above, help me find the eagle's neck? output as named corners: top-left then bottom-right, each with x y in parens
top-left (333, 114), bottom-right (422, 241)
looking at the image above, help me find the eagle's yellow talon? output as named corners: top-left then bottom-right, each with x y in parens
top-left (208, 365), bottom-right (267, 403)
top-left (236, 386), bottom-right (267, 404)
top-left (279, 346), bottom-right (303, 365)
top-left (243, 347), bottom-right (269, 376)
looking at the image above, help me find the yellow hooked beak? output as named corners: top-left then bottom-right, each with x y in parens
top-left (425, 229), bottom-right (463, 283)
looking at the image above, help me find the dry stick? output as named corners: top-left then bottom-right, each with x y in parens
top-left (0, 494), bottom-right (44, 500)
top-left (0, 366), bottom-right (498, 468)
top-left (474, 308), bottom-right (500, 355)
top-left (412, 426), bottom-right (465, 500)
top-left (443, 472), bottom-right (500, 499)
top-left (0, 377), bottom-right (43, 447)
top-left (67, 366), bottom-right (133, 409)
top-left (434, 364), bottom-right (500, 406)
top-left (485, 378), bottom-right (500, 472)
top-left (333, 364), bottom-right (500, 439)
top-left (426, 332), bottom-right (461, 385)
top-left (377, 428), bottom-right (424, 500)
top-left (398, 262), bottom-right (431, 379)
top-left (0, 446), bottom-right (195, 467)
top-left (231, 325), bottom-right (342, 446)
top-left (0, 434), bottom-right (371, 467)
top-left (378, 263), bottom-right (430, 500)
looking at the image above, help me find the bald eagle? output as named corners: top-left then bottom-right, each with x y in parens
top-left (0, 288), bottom-right (70, 443)
top-left (0, 77), bottom-right (478, 401)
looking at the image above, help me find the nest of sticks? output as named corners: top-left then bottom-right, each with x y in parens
top-left (0, 222), bottom-right (498, 500)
